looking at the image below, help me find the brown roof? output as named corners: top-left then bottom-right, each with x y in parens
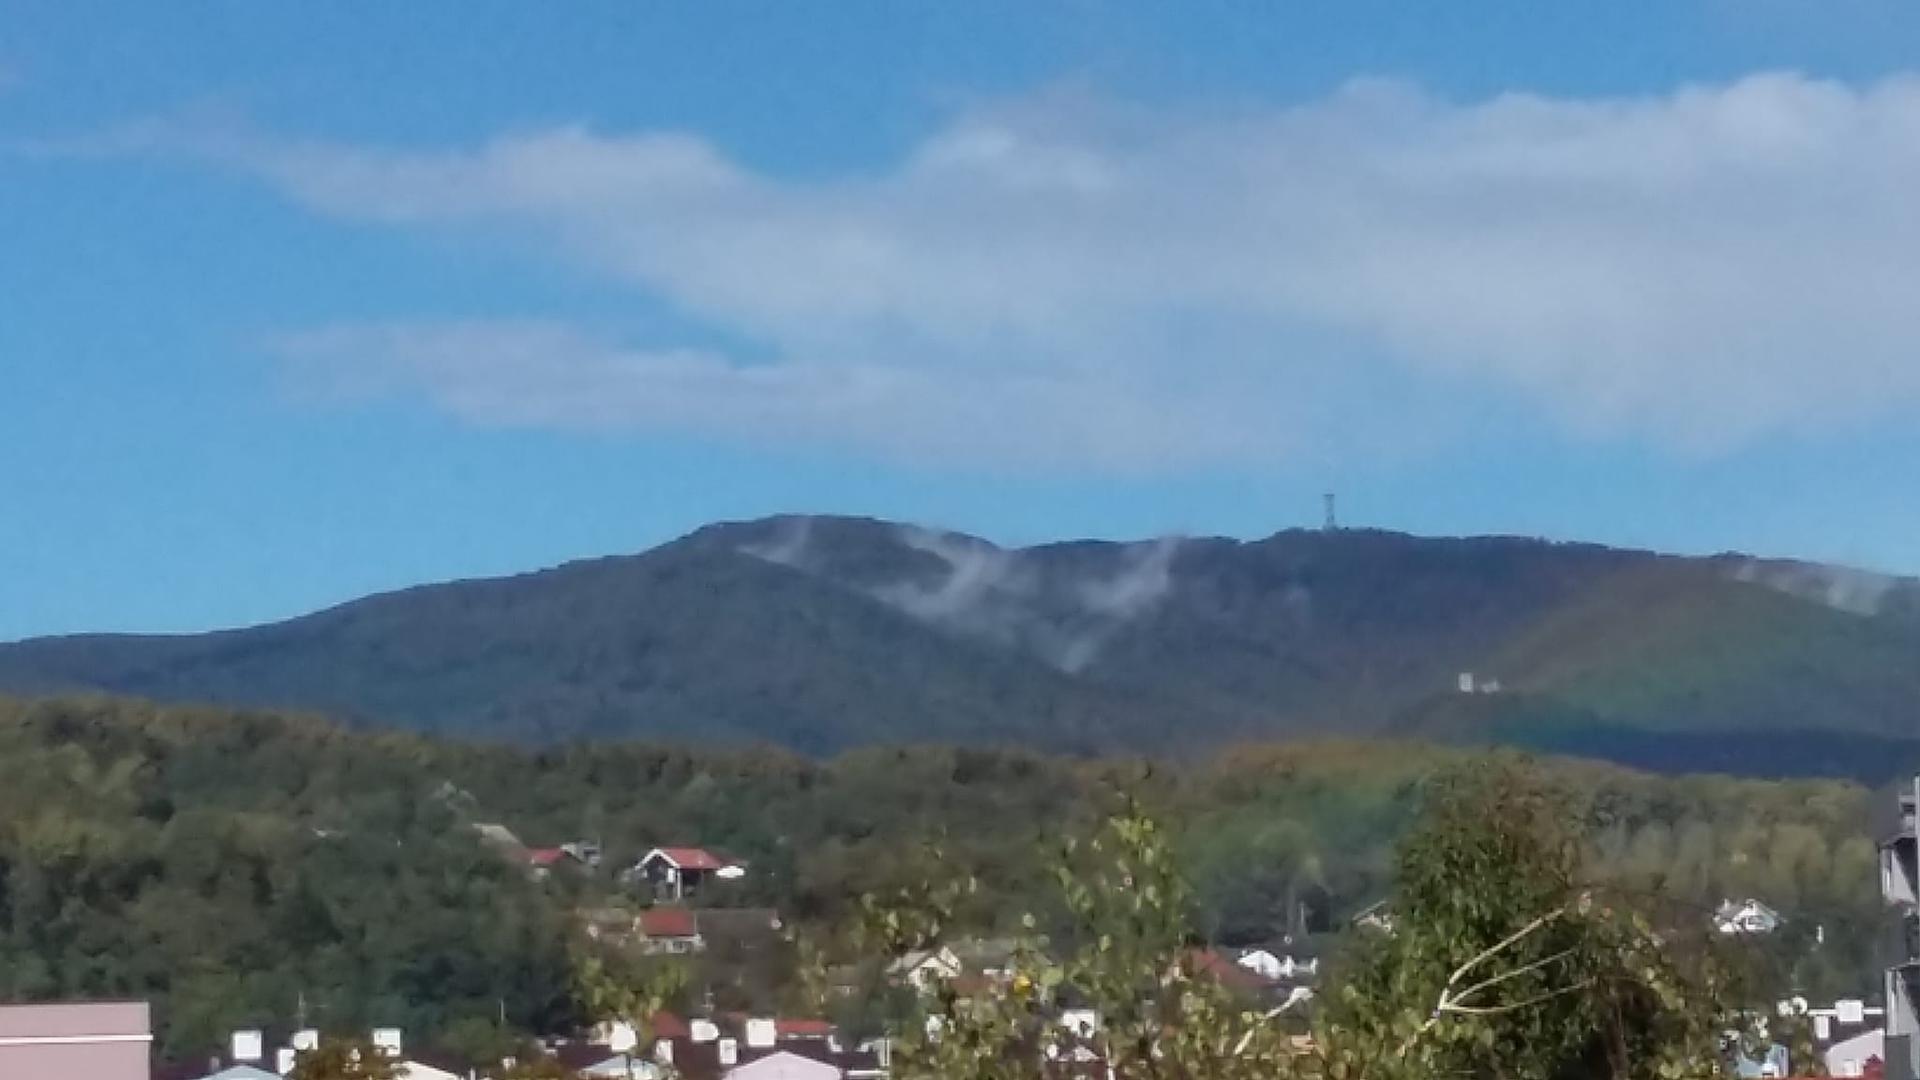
top-left (649, 1011), bottom-right (692, 1040)
top-left (552, 1042), bottom-right (622, 1070)
top-left (640, 907), bottom-right (700, 938)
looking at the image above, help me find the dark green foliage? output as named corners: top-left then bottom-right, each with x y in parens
top-left (8, 516), bottom-right (1920, 777)
top-left (286, 1038), bottom-right (400, 1080)
top-left (0, 695), bottom-right (1891, 1069)
top-left (0, 698), bottom-right (577, 1062)
top-left (1327, 765), bottom-right (1733, 1078)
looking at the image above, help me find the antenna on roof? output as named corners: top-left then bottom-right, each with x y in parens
top-left (1323, 492), bottom-right (1338, 532)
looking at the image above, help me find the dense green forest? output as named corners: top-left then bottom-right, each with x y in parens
top-left (0, 694), bottom-right (1896, 1068)
top-left (8, 516), bottom-right (1920, 780)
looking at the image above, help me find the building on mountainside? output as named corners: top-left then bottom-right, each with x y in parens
top-left (1714, 897), bottom-right (1785, 935)
top-left (887, 947), bottom-right (963, 991)
top-left (0, 1000), bottom-right (151, 1080)
top-left (624, 847), bottom-right (748, 902)
top-left (563, 839), bottom-right (604, 868)
top-left (472, 822), bottom-right (527, 854)
top-left (1235, 947), bottom-right (1319, 982)
top-left (1882, 775), bottom-right (1920, 1080)
top-left (1455, 672), bottom-right (1503, 694)
top-left (948, 937), bottom-right (1021, 981)
top-left (526, 847), bottom-right (570, 879)
top-left (637, 906), bottom-right (706, 954)
top-left (1350, 899), bottom-right (1395, 934)
top-left (1187, 948), bottom-right (1311, 1011)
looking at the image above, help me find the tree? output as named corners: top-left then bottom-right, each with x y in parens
top-left (286, 1039), bottom-right (400, 1080)
top-left (569, 942), bottom-right (691, 1078)
top-left (888, 809), bottom-right (1303, 1080)
top-left (1318, 762), bottom-right (1741, 1080)
top-left (888, 764), bottom-right (1746, 1080)
top-left (497, 1051), bottom-right (584, 1079)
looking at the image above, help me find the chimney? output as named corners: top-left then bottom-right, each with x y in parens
top-left (718, 1037), bottom-right (738, 1066)
top-left (371, 1027), bottom-right (404, 1057)
top-left (230, 1030), bottom-right (264, 1063)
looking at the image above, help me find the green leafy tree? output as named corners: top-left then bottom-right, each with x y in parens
top-left (890, 767), bottom-right (1748, 1080)
top-left (570, 942), bottom-right (691, 1078)
top-left (286, 1038), bottom-right (400, 1080)
top-left (1323, 763), bottom-right (1741, 1079)
top-left (889, 810), bottom-right (1302, 1080)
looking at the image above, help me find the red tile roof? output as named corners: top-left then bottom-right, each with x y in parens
top-left (1188, 949), bottom-right (1276, 994)
top-left (651, 847), bottom-right (728, 871)
top-left (775, 1019), bottom-right (835, 1039)
top-left (639, 907), bottom-right (700, 938)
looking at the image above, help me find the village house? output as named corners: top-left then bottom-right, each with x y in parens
top-left (636, 906), bottom-right (707, 955)
top-left (949, 937), bottom-right (1022, 982)
top-left (1350, 899), bottom-right (1395, 934)
top-left (886, 946), bottom-right (964, 991)
top-left (624, 847), bottom-right (748, 902)
top-left (1715, 898), bottom-right (1784, 935)
top-left (1235, 947), bottom-right (1320, 982)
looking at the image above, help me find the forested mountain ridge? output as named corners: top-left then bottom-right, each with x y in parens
top-left (5, 514), bottom-right (1920, 777)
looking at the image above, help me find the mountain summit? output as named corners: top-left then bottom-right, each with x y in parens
top-left (5, 514), bottom-right (1919, 775)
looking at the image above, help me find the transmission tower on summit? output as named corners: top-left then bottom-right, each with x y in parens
top-left (1323, 492), bottom-right (1338, 532)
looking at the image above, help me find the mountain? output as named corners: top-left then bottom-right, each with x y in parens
top-left (5, 514), bottom-right (1920, 775)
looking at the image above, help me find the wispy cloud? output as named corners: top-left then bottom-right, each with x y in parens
top-left (123, 74), bottom-right (1920, 465)
top-left (269, 320), bottom-right (1284, 467)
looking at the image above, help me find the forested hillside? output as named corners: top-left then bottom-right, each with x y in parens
top-left (0, 695), bottom-right (1893, 1066)
top-left (4, 516), bottom-right (1920, 778)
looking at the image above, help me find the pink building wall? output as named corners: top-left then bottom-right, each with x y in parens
top-left (0, 1001), bottom-right (151, 1080)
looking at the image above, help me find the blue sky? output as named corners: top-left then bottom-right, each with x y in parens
top-left (6, 2), bottom-right (1920, 639)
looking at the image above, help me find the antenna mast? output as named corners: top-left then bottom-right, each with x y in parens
top-left (1323, 492), bottom-right (1338, 531)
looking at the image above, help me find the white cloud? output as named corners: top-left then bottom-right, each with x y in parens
top-left (214, 74), bottom-right (1920, 464)
top-left (270, 320), bottom-right (1278, 468)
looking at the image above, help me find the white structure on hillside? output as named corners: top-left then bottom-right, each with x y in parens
top-left (887, 947), bottom-right (963, 991)
top-left (1713, 898), bottom-right (1783, 936)
top-left (1236, 949), bottom-right (1319, 981)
